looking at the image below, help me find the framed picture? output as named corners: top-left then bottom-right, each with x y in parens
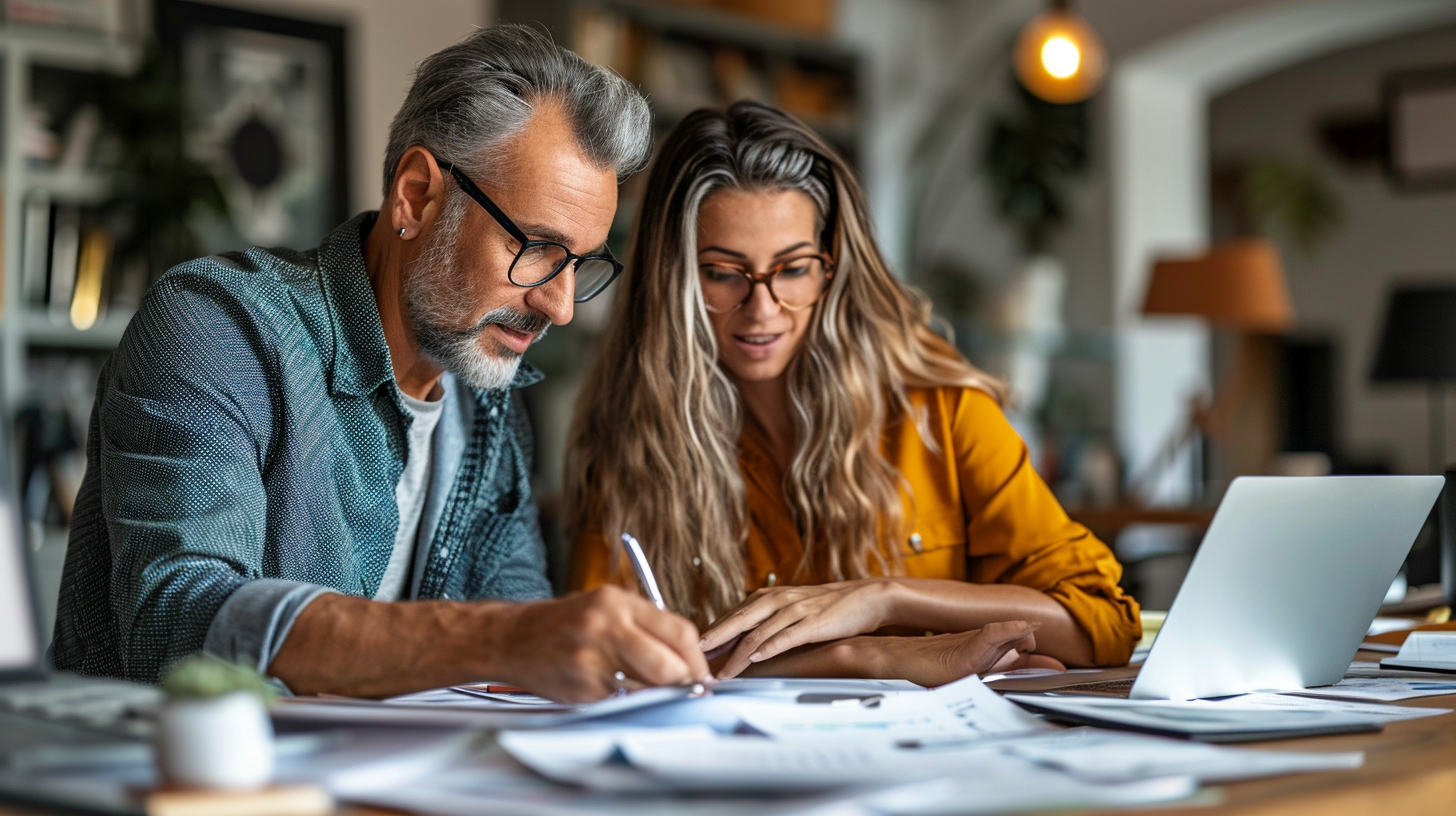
top-left (1384, 65), bottom-right (1456, 193)
top-left (157, 0), bottom-right (349, 253)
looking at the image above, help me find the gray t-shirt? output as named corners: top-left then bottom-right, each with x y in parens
top-left (373, 388), bottom-right (446, 601)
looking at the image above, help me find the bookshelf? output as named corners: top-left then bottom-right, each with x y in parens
top-left (497, 0), bottom-right (862, 592)
top-left (0, 24), bottom-right (139, 409)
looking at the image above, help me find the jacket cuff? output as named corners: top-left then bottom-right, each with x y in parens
top-left (202, 579), bottom-right (335, 678)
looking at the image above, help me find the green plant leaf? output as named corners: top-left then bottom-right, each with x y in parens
top-left (161, 655), bottom-right (277, 701)
top-left (1241, 157), bottom-right (1342, 255)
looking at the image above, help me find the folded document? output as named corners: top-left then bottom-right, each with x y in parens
top-left (1382, 631), bottom-right (1456, 673)
top-left (1008, 691), bottom-right (1447, 742)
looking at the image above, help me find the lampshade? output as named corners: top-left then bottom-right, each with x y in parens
top-left (1013, 2), bottom-right (1107, 104)
top-left (1370, 284), bottom-right (1456, 382)
top-left (1142, 239), bottom-right (1294, 333)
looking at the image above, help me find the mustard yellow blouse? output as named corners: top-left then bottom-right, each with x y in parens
top-left (570, 386), bottom-right (1141, 666)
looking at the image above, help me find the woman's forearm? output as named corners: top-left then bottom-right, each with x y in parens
top-left (879, 578), bottom-right (1096, 667)
top-left (735, 622), bottom-right (1043, 686)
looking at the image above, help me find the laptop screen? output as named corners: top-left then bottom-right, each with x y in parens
top-left (0, 468), bottom-right (40, 675)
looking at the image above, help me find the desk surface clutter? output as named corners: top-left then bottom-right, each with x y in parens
top-left (7, 625), bottom-right (1456, 816)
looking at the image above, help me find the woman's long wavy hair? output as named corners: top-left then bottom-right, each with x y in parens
top-left (565, 101), bottom-right (1007, 625)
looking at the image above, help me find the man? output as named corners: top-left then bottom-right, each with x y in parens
top-left (52, 25), bottom-right (709, 702)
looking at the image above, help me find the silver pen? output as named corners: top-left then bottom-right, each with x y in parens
top-left (618, 533), bottom-right (713, 693)
top-left (619, 533), bottom-right (666, 610)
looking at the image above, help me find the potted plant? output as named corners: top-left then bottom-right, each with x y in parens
top-left (980, 81), bottom-right (1089, 416)
top-left (156, 655), bottom-right (276, 790)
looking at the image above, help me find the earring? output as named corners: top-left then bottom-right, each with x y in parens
top-left (397, 227), bottom-right (407, 238)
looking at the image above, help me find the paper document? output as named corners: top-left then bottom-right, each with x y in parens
top-left (1008, 691), bottom-right (1447, 741)
top-left (1367, 617), bottom-right (1418, 636)
top-left (710, 677), bottom-right (923, 697)
top-left (999, 729), bottom-right (1363, 783)
top-left (865, 775), bottom-right (1195, 816)
top-left (502, 724), bottom-right (1199, 805)
top-left (355, 736), bottom-right (878, 816)
top-left (502, 721), bottom-right (1357, 797)
top-left (274, 683), bottom-right (704, 730)
top-left (1382, 631), bottom-right (1456, 672)
top-left (1281, 676), bottom-right (1456, 702)
top-left (734, 674), bottom-right (1044, 742)
top-left (1235, 692), bottom-right (1449, 720)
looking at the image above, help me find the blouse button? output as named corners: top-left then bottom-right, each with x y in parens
top-left (909, 533), bottom-right (923, 553)
top-left (765, 572), bottom-right (778, 587)
top-left (692, 556), bottom-right (702, 568)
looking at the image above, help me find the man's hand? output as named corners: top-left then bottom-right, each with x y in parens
top-left (700, 580), bottom-right (898, 679)
top-left (492, 586), bottom-right (713, 703)
top-left (269, 586), bottom-right (710, 702)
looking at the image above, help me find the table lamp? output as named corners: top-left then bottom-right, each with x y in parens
top-left (1131, 238), bottom-right (1294, 498)
top-left (1370, 284), bottom-right (1456, 473)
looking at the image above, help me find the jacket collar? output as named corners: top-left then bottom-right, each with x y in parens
top-left (319, 212), bottom-right (395, 398)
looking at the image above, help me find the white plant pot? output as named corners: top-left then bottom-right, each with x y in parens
top-left (157, 691), bottom-right (274, 790)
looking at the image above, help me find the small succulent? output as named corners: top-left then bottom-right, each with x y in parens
top-left (161, 655), bottom-right (277, 702)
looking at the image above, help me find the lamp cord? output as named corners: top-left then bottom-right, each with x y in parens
top-left (1433, 381), bottom-right (1447, 474)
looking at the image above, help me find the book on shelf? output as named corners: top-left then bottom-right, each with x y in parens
top-left (70, 227), bottom-right (110, 329)
top-left (47, 205), bottom-right (80, 323)
top-left (56, 104), bottom-right (101, 174)
top-left (21, 199), bottom-right (116, 330)
top-left (5, 0), bottom-right (129, 37)
top-left (21, 190), bottom-right (51, 305)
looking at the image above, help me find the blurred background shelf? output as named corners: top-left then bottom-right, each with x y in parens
top-left (24, 168), bottom-right (113, 205)
top-left (0, 23), bottom-right (137, 72)
top-left (20, 308), bottom-right (131, 347)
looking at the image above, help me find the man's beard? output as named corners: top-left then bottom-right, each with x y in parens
top-left (404, 219), bottom-right (551, 391)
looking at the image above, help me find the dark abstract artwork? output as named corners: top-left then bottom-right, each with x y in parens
top-left (158, 0), bottom-right (349, 253)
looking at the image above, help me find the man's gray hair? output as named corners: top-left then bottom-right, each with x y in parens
top-left (383, 24), bottom-right (651, 194)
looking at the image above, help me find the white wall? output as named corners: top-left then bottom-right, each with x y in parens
top-left (880, 0), bottom-right (1456, 501)
top-left (1210, 23), bottom-right (1456, 475)
top-left (198, 0), bottom-right (491, 214)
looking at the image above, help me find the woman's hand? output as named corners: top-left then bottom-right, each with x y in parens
top-left (700, 579), bottom-right (902, 679)
top-left (726, 620), bottom-right (1058, 686)
top-left (877, 622), bottom-right (1058, 686)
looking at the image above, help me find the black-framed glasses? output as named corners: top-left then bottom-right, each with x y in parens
top-left (433, 156), bottom-right (624, 302)
top-left (699, 253), bottom-right (835, 314)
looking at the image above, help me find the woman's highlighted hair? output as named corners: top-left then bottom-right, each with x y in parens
top-left (566, 101), bottom-right (1005, 624)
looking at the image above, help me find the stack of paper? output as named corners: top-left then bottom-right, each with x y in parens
top-left (1006, 691), bottom-right (1447, 742)
top-left (497, 725), bottom-right (1204, 810)
top-left (250, 675), bottom-right (1392, 814)
top-left (272, 682), bottom-right (707, 730)
top-left (1382, 631), bottom-right (1456, 673)
top-left (1281, 675), bottom-right (1456, 702)
top-left (483, 676), bottom-right (1364, 813)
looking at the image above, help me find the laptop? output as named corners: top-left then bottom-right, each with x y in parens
top-left (0, 427), bottom-right (157, 813)
top-left (1008, 476), bottom-right (1443, 701)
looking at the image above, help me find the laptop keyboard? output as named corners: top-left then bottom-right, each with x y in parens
top-left (0, 681), bottom-right (161, 738)
top-left (1043, 678), bottom-right (1137, 698)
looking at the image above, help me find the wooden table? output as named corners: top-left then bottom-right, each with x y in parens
top-left (1130, 677), bottom-right (1456, 815)
top-left (6, 643), bottom-right (1456, 816)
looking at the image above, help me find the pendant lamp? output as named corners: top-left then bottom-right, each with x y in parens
top-left (1013, 0), bottom-right (1107, 104)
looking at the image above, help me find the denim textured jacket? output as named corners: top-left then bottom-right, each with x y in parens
top-left (52, 212), bottom-right (551, 683)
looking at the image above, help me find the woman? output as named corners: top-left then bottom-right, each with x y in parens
top-left (566, 101), bottom-right (1139, 685)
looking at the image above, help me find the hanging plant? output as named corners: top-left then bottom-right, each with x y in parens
top-left (981, 80), bottom-right (1089, 255)
top-left (1240, 157), bottom-right (1342, 255)
top-left (91, 45), bottom-right (229, 280)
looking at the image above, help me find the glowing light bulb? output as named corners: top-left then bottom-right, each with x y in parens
top-left (1040, 37), bottom-right (1080, 79)
top-left (1014, 7), bottom-right (1106, 104)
